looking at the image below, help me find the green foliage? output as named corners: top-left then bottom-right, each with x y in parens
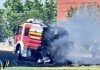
top-left (67, 7), bottom-right (77, 17)
top-left (0, 0), bottom-right (56, 41)
top-left (42, 0), bottom-right (57, 23)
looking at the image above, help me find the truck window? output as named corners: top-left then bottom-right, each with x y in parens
top-left (24, 28), bottom-right (29, 36)
top-left (17, 26), bottom-right (22, 35)
top-left (15, 26), bottom-right (22, 35)
top-left (13, 26), bottom-right (18, 35)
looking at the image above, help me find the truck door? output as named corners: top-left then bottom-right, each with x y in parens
top-left (13, 26), bottom-right (22, 44)
top-left (22, 27), bottom-right (30, 47)
top-left (15, 26), bottom-right (22, 43)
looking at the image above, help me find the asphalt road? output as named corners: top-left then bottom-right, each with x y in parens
top-left (0, 47), bottom-right (100, 67)
top-left (0, 50), bottom-right (56, 67)
top-left (0, 50), bottom-right (37, 67)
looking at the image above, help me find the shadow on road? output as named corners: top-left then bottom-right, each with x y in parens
top-left (0, 50), bottom-right (37, 67)
top-left (0, 50), bottom-right (58, 67)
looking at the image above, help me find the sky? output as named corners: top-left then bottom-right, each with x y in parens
top-left (0, 0), bottom-right (5, 8)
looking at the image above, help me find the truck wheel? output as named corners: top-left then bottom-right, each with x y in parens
top-left (17, 47), bottom-right (23, 60)
top-left (18, 52), bottom-right (22, 60)
top-left (27, 48), bottom-right (31, 57)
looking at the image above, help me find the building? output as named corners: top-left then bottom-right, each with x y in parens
top-left (57, 0), bottom-right (100, 20)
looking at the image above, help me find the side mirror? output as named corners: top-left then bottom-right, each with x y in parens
top-left (13, 26), bottom-right (18, 35)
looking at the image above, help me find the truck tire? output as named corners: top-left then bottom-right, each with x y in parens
top-left (26, 48), bottom-right (32, 58)
top-left (17, 48), bottom-right (23, 60)
top-left (16, 44), bottom-right (23, 60)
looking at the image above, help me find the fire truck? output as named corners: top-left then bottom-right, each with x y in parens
top-left (13, 19), bottom-right (52, 63)
top-left (13, 19), bottom-right (100, 65)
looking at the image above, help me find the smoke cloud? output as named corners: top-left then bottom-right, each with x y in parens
top-left (45, 4), bottom-right (100, 65)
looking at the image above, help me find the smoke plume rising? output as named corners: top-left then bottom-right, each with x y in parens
top-left (45, 4), bottom-right (100, 65)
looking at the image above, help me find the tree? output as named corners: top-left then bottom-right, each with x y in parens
top-left (0, 0), bottom-right (57, 42)
top-left (67, 7), bottom-right (77, 17)
top-left (0, 9), bottom-right (5, 41)
top-left (2, 0), bottom-right (24, 39)
top-left (42, 0), bottom-right (57, 23)
top-left (24, 0), bottom-right (43, 19)
top-left (24, 0), bottom-right (56, 24)
top-left (4, 0), bottom-right (24, 13)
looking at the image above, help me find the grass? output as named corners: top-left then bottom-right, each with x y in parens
top-left (5, 66), bottom-right (100, 70)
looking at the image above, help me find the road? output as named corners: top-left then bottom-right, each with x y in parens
top-left (0, 50), bottom-right (37, 67)
top-left (0, 46), bottom-right (100, 67)
top-left (0, 46), bottom-right (55, 67)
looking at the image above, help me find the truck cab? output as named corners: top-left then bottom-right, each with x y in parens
top-left (13, 19), bottom-right (48, 62)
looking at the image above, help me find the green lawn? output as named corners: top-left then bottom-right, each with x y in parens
top-left (5, 66), bottom-right (100, 70)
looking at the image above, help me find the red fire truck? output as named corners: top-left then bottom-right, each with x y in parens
top-left (13, 19), bottom-right (52, 63)
top-left (13, 19), bottom-right (100, 65)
